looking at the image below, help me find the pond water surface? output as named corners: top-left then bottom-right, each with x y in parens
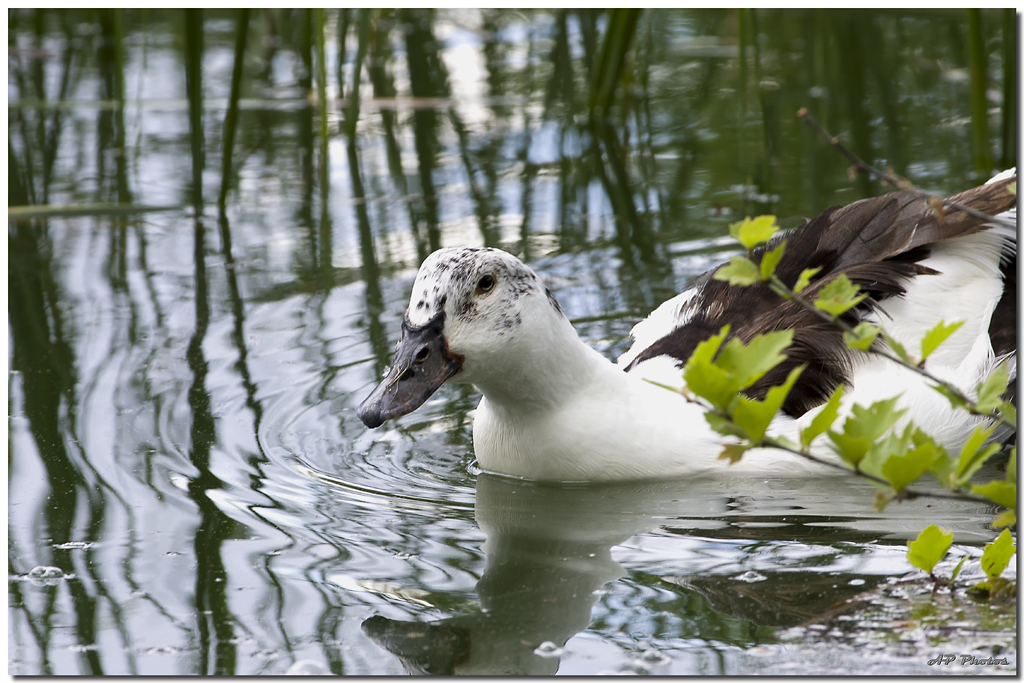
top-left (8, 8), bottom-right (1016, 675)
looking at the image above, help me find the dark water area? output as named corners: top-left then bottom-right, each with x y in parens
top-left (8, 8), bottom-right (1017, 675)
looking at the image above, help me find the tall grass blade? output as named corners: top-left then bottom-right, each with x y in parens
top-left (218, 8), bottom-right (250, 216)
top-left (967, 9), bottom-right (993, 177)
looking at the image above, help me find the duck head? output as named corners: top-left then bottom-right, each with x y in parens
top-left (357, 247), bottom-right (562, 428)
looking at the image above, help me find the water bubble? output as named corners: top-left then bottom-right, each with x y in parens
top-left (27, 566), bottom-right (66, 585)
top-left (848, 578), bottom-right (865, 586)
top-left (28, 566), bottom-right (64, 579)
top-left (625, 658), bottom-right (652, 673)
top-left (640, 648), bottom-right (671, 665)
top-left (285, 659), bottom-right (328, 675)
top-left (533, 641), bottom-right (563, 658)
top-left (68, 643), bottom-right (98, 652)
top-left (54, 541), bottom-right (95, 550)
top-left (734, 570), bottom-right (767, 583)
top-left (146, 646), bottom-right (180, 655)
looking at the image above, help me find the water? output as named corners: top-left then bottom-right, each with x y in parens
top-left (8, 8), bottom-right (1016, 675)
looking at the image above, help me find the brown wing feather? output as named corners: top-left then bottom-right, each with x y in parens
top-left (626, 176), bottom-right (1017, 417)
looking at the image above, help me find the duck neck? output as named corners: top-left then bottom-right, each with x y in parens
top-left (462, 311), bottom-right (610, 416)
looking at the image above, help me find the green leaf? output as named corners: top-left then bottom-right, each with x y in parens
top-left (732, 367), bottom-right (803, 441)
top-left (729, 215), bottom-right (779, 250)
top-left (683, 329), bottom-right (740, 411)
top-left (718, 442), bottom-right (751, 464)
top-left (975, 364), bottom-right (1010, 414)
top-left (1006, 447), bottom-right (1016, 482)
top-left (717, 329), bottom-right (794, 390)
top-left (828, 396), bottom-right (905, 468)
top-left (770, 435), bottom-right (800, 451)
top-left (704, 411), bottom-right (748, 439)
top-left (800, 385), bottom-right (844, 449)
top-left (950, 555), bottom-right (969, 583)
top-left (906, 524), bottom-right (953, 574)
top-left (1000, 401), bottom-right (1016, 429)
top-left (814, 274), bottom-right (867, 317)
top-left (971, 480), bottom-right (1017, 508)
top-left (980, 528), bottom-right (1016, 579)
top-left (843, 322), bottom-right (881, 351)
top-left (840, 396), bottom-right (906, 442)
top-left (864, 426), bottom-right (944, 478)
top-left (882, 440), bottom-right (938, 491)
top-left (684, 359), bottom-right (740, 413)
top-left (920, 320), bottom-right (964, 363)
top-left (793, 267), bottom-right (821, 295)
top-left (713, 256), bottom-right (764, 286)
top-left (687, 325), bottom-right (729, 366)
top-left (933, 383), bottom-right (969, 411)
top-left (955, 424), bottom-right (1000, 484)
top-left (882, 332), bottom-right (915, 365)
top-left (968, 576), bottom-right (1017, 600)
top-left (873, 491), bottom-right (893, 512)
top-left (643, 379), bottom-right (687, 396)
top-left (928, 451), bottom-right (957, 487)
top-left (991, 509), bottom-right (1017, 529)
top-left (760, 242), bottom-right (786, 280)
top-left (829, 431), bottom-right (873, 467)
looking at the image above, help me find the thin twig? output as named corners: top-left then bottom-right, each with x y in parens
top-left (753, 434), bottom-right (996, 506)
top-left (797, 108), bottom-right (1015, 230)
top-left (658, 387), bottom-right (1000, 508)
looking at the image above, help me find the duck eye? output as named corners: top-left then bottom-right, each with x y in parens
top-left (476, 274), bottom-right (495, 295)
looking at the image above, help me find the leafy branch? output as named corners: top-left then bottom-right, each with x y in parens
top-left (663, 211), bottom-right (1017, 590)
top-left (718, 216), bottom-right (1016, 434)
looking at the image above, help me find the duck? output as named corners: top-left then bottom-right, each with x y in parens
top-left (357, 170), bottom-right (1017, 482)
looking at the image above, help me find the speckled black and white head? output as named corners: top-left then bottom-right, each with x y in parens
top-left (358, 247), bottom-right (570, 428)
top-left (407, 246), bottom-right (554, 326)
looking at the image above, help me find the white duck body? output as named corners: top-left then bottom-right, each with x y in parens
top-left (828, 223), bottom-right (1015, 448)
top-left (467, 291), bottom-right (826, 481)
top-left (626, 218), bottom-right (1016, 452)
top-left (358, 173), bottom-right (1016, 482)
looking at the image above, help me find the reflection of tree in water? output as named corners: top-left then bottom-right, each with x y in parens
top-left (670, 571), bottom-right (881, 629)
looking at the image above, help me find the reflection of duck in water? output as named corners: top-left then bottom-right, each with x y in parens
top-left (358, 172), bottom-right (1016, 482)
top-left (362, 474), bottom-right (901, 675)
top-left (363, 476), bottom-right (638, 675)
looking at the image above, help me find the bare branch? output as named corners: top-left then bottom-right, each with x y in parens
top-left (797, 108), bottom-right (1015, 230)
top-left (754, 434), bottom-right (996, 507)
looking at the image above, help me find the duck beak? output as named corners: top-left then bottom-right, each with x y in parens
top-left (357, 312), bottom-right (462, 428)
